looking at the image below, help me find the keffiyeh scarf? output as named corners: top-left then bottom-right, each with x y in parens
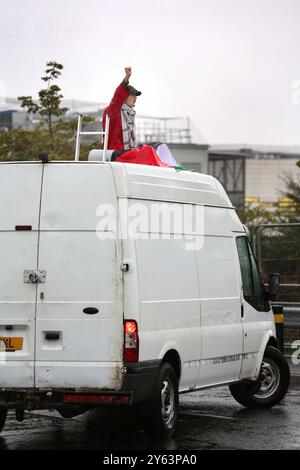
top-left (121, 103), bottom-right (138, 150)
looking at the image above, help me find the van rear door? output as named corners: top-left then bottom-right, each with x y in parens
top-left (0, 163), bottom-right (43, 387)
top-left (35, 163), bottom-right (124, 390)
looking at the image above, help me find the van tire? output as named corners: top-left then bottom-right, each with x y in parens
top-left (0, 407), bottom-right (7, 433)
top-left (141, 362), bottom-right (178, 439)
top-left (229, 346), bottom-right (290, 408)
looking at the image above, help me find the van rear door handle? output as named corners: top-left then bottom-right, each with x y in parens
top-left (45, 332), bottom-right (60, 341)
top-left (241, 304), bottom-right (244, 318)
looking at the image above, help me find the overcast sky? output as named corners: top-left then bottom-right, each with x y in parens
top-left (1, 0), bottom-right (300, 145)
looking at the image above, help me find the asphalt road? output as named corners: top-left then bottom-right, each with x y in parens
top-left (0, 384), bottom-right (299, 451)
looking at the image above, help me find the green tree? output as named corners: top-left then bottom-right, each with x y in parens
top-left (0, 116), bottom-right (97, 162)
top-left (0, 60), bottom-right (100, 161)
top-left (237, 163), bottom-right (300, 230)
top-left (236, 203), bottom-right (279, 229)
top-left (18, 61), bottom-right (69, 147)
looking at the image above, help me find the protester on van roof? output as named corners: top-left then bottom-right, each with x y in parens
top-left (102, 66), bottom-right (141, 151)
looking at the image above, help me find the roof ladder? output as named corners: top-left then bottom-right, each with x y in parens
top-left (74, 114), bottom-right (110, 161)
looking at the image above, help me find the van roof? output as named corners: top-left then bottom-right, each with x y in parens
top-left (0, 160), bottom-right (233, 208)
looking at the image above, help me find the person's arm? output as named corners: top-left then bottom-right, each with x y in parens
top-left (107, 67), bottom-right (132, 112)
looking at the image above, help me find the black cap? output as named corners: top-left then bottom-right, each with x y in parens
top-left (127, 85), bottom-right (142, 96)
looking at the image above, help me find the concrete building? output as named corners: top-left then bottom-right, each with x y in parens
top-left (168, 143), bottom-right (208, 173)
top-left (0, 98), bottom-right (27, 132)
top-left (209, 144), bottom-right (300, 207)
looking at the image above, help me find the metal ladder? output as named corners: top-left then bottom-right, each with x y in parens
top-left (74, 114), bottom-right (110, 161)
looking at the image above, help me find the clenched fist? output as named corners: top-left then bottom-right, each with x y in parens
top-left (125, 66), bottom-right (132, 81)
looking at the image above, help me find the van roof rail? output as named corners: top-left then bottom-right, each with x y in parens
top-left (74, 114), bottom-right (110, 162)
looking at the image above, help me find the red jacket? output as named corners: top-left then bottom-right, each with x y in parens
top-left (102, 82), bottom-right (129, 150)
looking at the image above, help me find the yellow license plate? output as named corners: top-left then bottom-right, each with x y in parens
top-left (0, 337), bottom-right (23, 352)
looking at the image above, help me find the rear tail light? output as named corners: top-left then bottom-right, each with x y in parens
top-left (124, 320), bottom-right (139, 362)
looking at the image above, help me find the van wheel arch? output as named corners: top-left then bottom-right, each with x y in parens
top-left (267, 336), bottom-right (278, 350)
top-left (161, 350), bottom-right (181, 382)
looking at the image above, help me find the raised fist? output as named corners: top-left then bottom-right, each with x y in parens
top-left (125, 66), bottom-right (132, 79)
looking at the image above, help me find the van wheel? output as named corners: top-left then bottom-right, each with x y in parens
top-left (229, 346), bottom-right (290, 408)
top-left (141, 362), bottom-right (178, 439)
top-left (0, 407), bottom-right (7, 433)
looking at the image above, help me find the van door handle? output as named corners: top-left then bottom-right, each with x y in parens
top-left (45, 332), bottom-right (60, 341)
top-left (241, 304), bottom-right (244, 318)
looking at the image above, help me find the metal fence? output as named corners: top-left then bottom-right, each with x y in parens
top-left (253, 223), bottom-right (300, 305)
top-left (253, 223), bottom-right (300, 341)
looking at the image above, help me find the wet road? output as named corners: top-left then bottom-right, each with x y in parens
top-left (0, 385), bottom-right (299, 450)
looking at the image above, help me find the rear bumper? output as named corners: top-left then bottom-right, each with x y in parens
top-left (0, 360), bottom-right (161, 408)
top-left (0, 390), bottom-right (133, 409)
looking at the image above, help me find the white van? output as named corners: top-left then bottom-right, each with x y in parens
top-left (0, 160), bottom-right (290, 438)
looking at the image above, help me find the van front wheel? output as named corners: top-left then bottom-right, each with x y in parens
top-left (141, 362), bottom-right (178, 439)
top-left (229, 346), bottom-right (290, 408)
top-left (0, 407), bottom-right (7, 433)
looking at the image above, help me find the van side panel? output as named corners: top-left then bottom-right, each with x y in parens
top-left (35, 164), bottom-right (123, 390)
top-left (128, 200), bottom-right (201, 390)
top-left (0, 164), bottom-right (43, 388)
top-left (196, 207), bottom-right (243, 386)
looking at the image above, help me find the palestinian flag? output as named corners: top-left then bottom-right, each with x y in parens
top-left (115, 144), bottom-right (192, 172)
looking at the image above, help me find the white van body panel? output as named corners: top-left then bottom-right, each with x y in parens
top-left (0, 163), bottom-right (123, 390)
top-left (241, 311), bottom-right (276, 379)
top-left (112, 163), bottom-right (229, 206)
top-left (135, 235), bottom-right (201, 389)
top-left (35, 164), bottom-right (124, 389)
top-left (0, 163), bottom-right (43, 230)
top-left (194, 206), bottom-right (243, 385)
top-left (0, 164), bottom-right (43, 387)
top-left (196, 236), bottom-right (243, 386)
top-left (254, 329), bottom-right (276, 377)
top-left (114, 163), bottom-right (275, 391)
top-left (114, 164), bottom-right (243, 391)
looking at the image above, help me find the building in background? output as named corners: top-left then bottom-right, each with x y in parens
top-left (0, 97), bottom-right (106, 132)
top-left (209, 145), bottom-right (300, 207)
top-left (0, 98), bottom-right (31, 131)
top-left (135, 115), bottom-right (208, 173)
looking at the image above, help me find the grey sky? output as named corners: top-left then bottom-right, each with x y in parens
top-left (1, 0), bottom-right (300, 144)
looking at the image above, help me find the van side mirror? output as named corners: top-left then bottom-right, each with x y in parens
top-left (268, 273), bottom-right (280, 301)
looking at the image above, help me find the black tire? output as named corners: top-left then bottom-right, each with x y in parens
top-left (229, 346), bottom-right (290, 408)
top-left (0, 407), bottom-right (7, 433)
top-left (141, 362), bottom-right (179, 439)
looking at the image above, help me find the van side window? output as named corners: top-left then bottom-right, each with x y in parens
top-left (236, 236), bottom-right (267, 311)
